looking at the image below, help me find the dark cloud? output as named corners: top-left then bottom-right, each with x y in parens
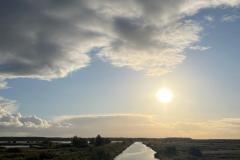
top-left (0, 0), bottom-right (104, 81)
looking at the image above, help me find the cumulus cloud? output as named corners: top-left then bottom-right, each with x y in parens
top-left (0, 97), bottom-right (50, 128)
top-left (222, 14), bottom-right (240, 22)
top-left (0, 0), bottom-right (240, 81)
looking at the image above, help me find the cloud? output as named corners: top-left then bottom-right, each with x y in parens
top-left (0, 79), bottom-right (8, 90)
top-left (0, 97), bottom-right (50, 128)
top-left (0, 0), bottom-right (105, 81)
top-left (1, 109), bottom-right (240, 138)
top-left (222, 14), bottom-right (240, 22)
top-left (0, 113), bottom-right (50, 128)
top-left (0, 0), bottom-right (239, 82)
top-left (54, 115), bottom-right (240, 138)
top-left (204, 15), bottom-right (214, 22)
top-left (99, 19), bottom-right (201, 76)
top-left (189, 45), bottom-right (211, 51)
top-left (0, 97), bottom-right (18, 114)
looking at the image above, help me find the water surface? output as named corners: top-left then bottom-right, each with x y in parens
top-left (115, 142), bottom-right (159, 160)
top-left (2, 145), bottom-right (30, 148)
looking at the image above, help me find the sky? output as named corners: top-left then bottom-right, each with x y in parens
top-left (0, 0), bottom-right (240, 138)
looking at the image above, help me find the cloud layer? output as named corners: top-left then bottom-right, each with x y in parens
top-left (0, 0), bottom-right (240, 84)
top-left (1, 98), bottom-right (240, 138)
top-left (1, 106), bottom-right (240, 139)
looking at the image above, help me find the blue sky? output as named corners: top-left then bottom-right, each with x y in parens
top-left (2, 8), bottom-right (240, 118)
top-left (0, 0), bottom-right (240, 138)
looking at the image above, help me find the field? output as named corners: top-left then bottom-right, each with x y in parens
top-left (1, 138), bottom-right (240, 160)
top-left (144, 138), bottom-right (240, 160)
top-left (0, 138), bottom-right (131, 160)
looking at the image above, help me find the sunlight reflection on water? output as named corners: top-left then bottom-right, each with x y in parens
top-left (115, 142), bottom-right (159, 160)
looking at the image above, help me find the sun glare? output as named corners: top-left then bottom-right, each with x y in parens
top-left (156, 88), bottom-right (174, 103)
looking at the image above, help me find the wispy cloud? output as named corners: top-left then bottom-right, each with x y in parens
top-left (0, 79), bottom-right (8, 90)
top-left (222, 14), bottom-right (240, 22)
top-left (189, 45), bottom-right (211, 51)
top-left (204, 15), bottom-right (214, 22)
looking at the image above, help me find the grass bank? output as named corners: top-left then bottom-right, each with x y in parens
top-left (144, 138), bottom-right (240, 160)
top-left (0, 141), bottom-right (131, 160)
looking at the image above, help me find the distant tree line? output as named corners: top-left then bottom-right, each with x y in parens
top-left (71, 134), bottom-right (110, 147)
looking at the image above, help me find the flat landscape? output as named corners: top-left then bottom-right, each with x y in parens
top-left (144, 138), bottom-right (240, 160)
top-left (1, 137), bottom-right (240, 160)
top-left (0, 136), bottom-right (131, 160)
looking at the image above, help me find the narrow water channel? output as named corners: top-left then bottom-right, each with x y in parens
top-left (114, 142), bottom-right (159, 160)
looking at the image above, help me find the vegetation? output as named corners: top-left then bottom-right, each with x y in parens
top-left (189, 146), bottom-right (202, 157)
top-left (1, 137), bottom-right (240, 160)
top-left (71, 136), bottom-right (88, 147)
top-left (145, 138), bottom-right (240, 160)
top-left (164, 146), bottom-right (177, 156)
top-left (0, 135), bottom-right (131, 160)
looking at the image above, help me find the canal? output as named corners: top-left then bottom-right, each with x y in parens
top-left (115, 142), bottom-right (159, 160)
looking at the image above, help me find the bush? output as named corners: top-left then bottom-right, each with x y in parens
top-left (39, 151), bottom-right (54, 159)
top-left (154, 152), bottom-right (161, 158)
top-left (95, 135), bottom-right (103, 146)
top-left (95, 135), bottom-right (110, 146)
top-left (164, 146), bottom-right (177, 156)
top-left (6, 148), bottom-right (22, 153)
top-left (25, 154), bottom-right (40, 160)
top-left (25, 152), bottom-right (54, 160)
top-left (189, 147), bottom-right (202, 157)
top-left (42, 140), bottom-right (55, 148)
top-left (90, 150), bottom-right (111, 160)
top-left (71, 136), bottom-right (88, 147)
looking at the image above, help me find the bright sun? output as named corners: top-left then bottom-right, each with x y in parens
top-left (156, 88), bottom-right (174, 103)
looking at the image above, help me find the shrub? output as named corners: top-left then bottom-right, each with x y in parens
top-left (25, 152), bottom-right (54, 160)
top-left (164, 146), bottom-right (177, 156)
top-left (71, 136), bottom-right (88, 147)
top-left (39, 151), bottom-right (54, 159)
top-left (42, 140), bottom-right (55, 148)
top-left (95, 135), bottom-right (110, 146)
top-left (154, 151), bottom-right (161, 158)
top-left (25, 154), bottom-right (40, 160)
top-left (189, 147), bottom-right (202, 157)
top-left (6, 147), bottom-right (22, 153)
top-left (90, 150), bottom-right (111, 160)
top-left (95, 135), bottom-right (103, 146)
